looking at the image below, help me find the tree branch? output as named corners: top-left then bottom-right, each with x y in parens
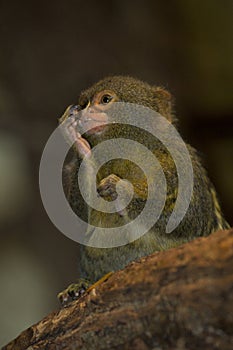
top-left (3, 229), bottom-right (233, 350)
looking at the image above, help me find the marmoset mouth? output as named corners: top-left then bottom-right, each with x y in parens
top-left (79, 109), bottom-right (109, 136)
top-left (84, 123), bottom-right (108, 136)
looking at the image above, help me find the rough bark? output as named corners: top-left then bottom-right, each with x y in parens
top-left (3, 229), bottom-right (233, 350)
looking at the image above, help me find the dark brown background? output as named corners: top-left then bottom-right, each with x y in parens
top-left (0, 0), bottom-right (232, 346)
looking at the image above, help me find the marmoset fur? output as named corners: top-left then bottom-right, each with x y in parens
top-left (58, 76), bottom-right (229, 302)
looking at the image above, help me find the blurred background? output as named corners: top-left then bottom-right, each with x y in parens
top-left (0, 0), bottom-right (232, 346)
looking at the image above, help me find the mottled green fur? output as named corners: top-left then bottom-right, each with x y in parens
top-left (63, 76), bottom-right (229, 285)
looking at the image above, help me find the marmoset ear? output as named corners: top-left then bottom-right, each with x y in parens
top-left (152, 87), bottom-right (175, 123)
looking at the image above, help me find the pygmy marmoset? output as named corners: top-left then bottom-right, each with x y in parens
top-left (58, 76), bottom-right (229, 302)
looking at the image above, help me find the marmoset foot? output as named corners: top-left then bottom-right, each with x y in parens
top-left (57, 272), bottom-right (113, 305)
top-left (57, 278), bottom-right (90, 305)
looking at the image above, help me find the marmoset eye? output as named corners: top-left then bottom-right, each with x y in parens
top-left (101, 95), bottom-right (112, 104)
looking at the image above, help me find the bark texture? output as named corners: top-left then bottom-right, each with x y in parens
top-left (3, 229), bottom-right (233, 350)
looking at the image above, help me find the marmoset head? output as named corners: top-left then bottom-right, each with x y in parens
top-left (59, 76), bottom-right (175, 149)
